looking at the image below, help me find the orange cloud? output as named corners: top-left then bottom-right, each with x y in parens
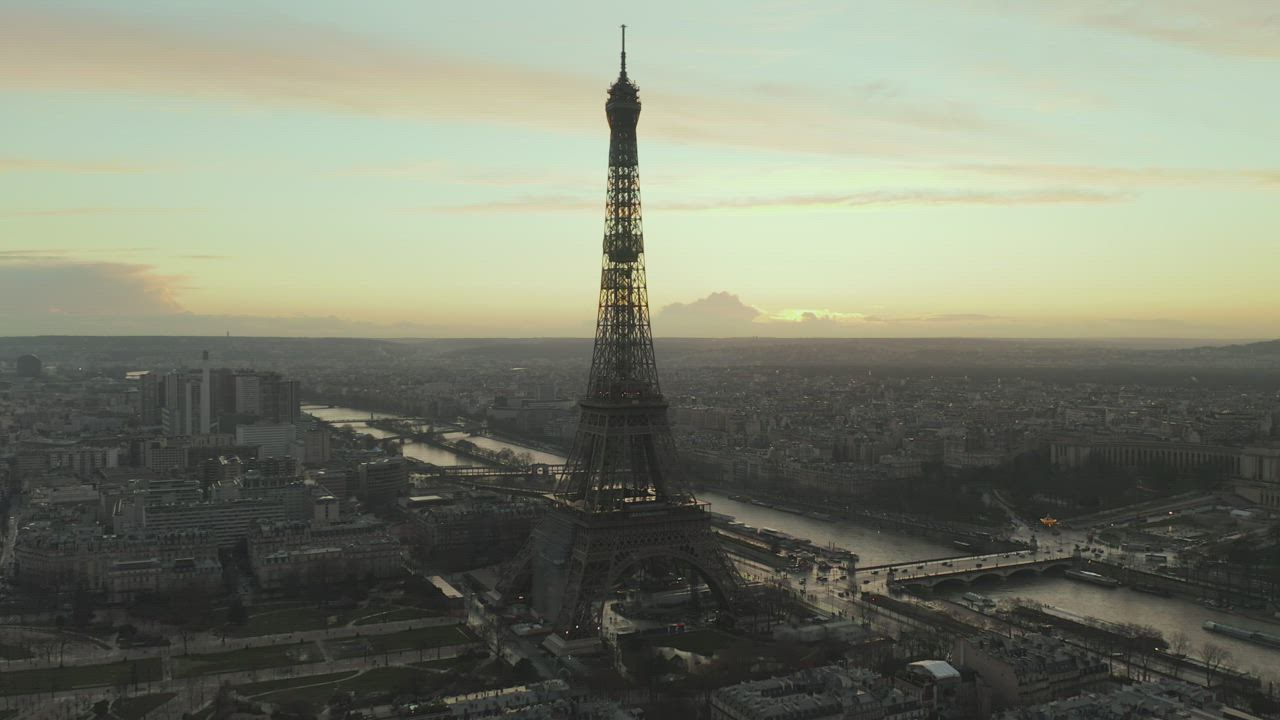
top-left (954, 163), bottom-right (1280, 189)
top-left (988, 1), bottom-right (1280, 59)
top-left (0, 207), bottom-right (200, 217)
top-left (0, 8), bottom-right (1000, 159)
top-left (0, 157), bottom-right (156, 174)
top-left (418, 189), bottom-right (1119, 214)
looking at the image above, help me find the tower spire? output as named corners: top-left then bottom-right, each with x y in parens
top-left (619, 24), bottom-right (627, 79)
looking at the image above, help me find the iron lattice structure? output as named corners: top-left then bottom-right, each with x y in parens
top-left (502, 30), bottom-right (740, 637)
top-left (553, 32), bottom-right (689, 513)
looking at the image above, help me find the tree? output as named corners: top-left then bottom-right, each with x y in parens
top-left (1168, 631), bottom-right (1190, 678)
top-left (227, 599), bottom-right (248, 626)
top-left (1201, 642), bottom-right (1233, 691)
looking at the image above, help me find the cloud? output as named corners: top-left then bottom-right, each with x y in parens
top-left (178, 254), bottom-right (230, 261)
top-left (0, 308), bottom-right (505, 338)
top-left (329, 162), bottom-right (449, 178)
top-left (1070, 1), bottom-right (1280, 59)
top-left (766, 309), bottom-right (884, 324)
top-left (0, 157), bottom-right (155, 174)
top-left (419, 189), bottom-right (1120, 214)
top-left (991, 1), bottom-right (1280, 59)
top-left (907, 313), bottom-right (1010, 323)
top-left (0, 8), bottom-right (1001, 159)
top-left (0, 247), bottom-right (156, 261)
top-left (660, 189), bottom-right (1121, 211)
top-left (954, 163), bottom-right (1280, 189)
top-left (0, 208), bottom-right (200, 218)
top-left (654, 292), bottom-right (1027, 337)
top-left (412, 195), bottom-right (599, 214)
top-left (656, 292), bottom-right (766, 336)
top-left (0, 261), bottom-right (184, 316)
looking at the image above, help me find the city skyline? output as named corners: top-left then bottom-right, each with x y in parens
top-left (2, 1), bottom-right (1278, 339)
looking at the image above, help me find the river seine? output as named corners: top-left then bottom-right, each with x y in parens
top-left (702, 492), bottom-right (1278, 682)
top-left (304, 404), bottom-right (1276, 681)
top-left (302, 404), bottom-right (567, 467)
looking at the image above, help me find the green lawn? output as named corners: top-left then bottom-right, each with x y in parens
top-left (0, 642), bottom-right (34, 660)
top-left (0, 658), bottom-right (164, 696)
top-left (365, 625), bottom-right (476, 654)
top-left (323, 637), bottom-right (372, 661)
top-left (351, 607), bottom-right (438, 626)
top-left (225, 605), bottom-right (400, 637)
top-left (112, 693), bottom-right (177, 720)
top-left (174, 643), bottom-right (323, 678)
top-left (0, 709), bottom-right (18, 720)
top-left (234, 671), bottom-right (358, 697)
top-left (256, 667), bottom-right (435, 706)
top-left (409, 656), bottom-right (469, 672)
top-left (323, 624), bottom-right (474, 661)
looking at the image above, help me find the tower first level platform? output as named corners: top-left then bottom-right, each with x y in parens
top-left (517, 501), bottom-right (739, 638)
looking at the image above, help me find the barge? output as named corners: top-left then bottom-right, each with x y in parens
top-left (1063, 569), bottom-right (1121, 588)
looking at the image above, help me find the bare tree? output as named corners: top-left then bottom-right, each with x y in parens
top-left (1168, 631), bottom-right (1190, 678)
top-left (1201, 642), bottom-right (1233, 690)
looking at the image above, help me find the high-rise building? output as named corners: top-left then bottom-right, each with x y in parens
top-left (357, 457), bottom-right (409, 507)
top-left (139, 371), bottom-right (163, 426)
top-left (153, 364), bottom-right (300, 436)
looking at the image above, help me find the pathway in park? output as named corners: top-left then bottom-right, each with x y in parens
top-left (3, 640), bottom-right (480, 720)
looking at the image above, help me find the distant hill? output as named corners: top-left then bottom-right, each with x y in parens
top-left (1190, 339), bottom-right (1280, 355)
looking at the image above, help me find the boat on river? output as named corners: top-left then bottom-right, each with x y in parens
top-left (962, 592), bottom-right (996, 609)
top-left (1203, 621), bottom-right (1280, 649)
top-left (1064, 569), bottom-right (1121, 588)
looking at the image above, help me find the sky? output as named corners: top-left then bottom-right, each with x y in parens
top-left (1, 0), bottom-right (1277, 339)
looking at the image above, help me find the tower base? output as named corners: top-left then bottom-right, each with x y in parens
top-left (517, 501), bottom-right (739, 638)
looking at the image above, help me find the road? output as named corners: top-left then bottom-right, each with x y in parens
top-left (2, 613), bottom-right (466, 672)
top-left (3, 641), bottom-right (480, 720)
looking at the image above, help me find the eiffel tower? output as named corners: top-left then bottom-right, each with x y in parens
top-left (501, 27), bottom-right (740, 638)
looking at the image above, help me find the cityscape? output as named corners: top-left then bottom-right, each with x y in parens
top-left (3, 4), bottom-right (1279, 720)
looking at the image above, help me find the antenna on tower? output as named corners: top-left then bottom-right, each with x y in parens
top-left (620, 24), bottom-right (627, 78)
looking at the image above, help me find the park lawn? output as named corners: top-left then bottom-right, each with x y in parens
top-left (323, 637), bottom-right (372, 661)
top-left (0, 658), bottom-right (163, 696)
top-left (174, 643), bottom-right (323, 678)
top-left (234, 671), bottom-right (358, 697)
top-left (351, 607), bottom-right (439, 626)
top-left (225, 605), bottom-right (395, 637)
top-left (409, 656), bottom-right (469, 671)
top-left (0, 642), bottom-right (34, 660)
top-left (112, 692), bottom-right (177, 720)
top-left (0, 709), bottom-right (18, 720)
top-left (257, 667), bottom-right (435, 706)
top-left (365, 624), bottom-right (476, 654)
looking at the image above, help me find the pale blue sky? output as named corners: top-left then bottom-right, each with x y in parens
top-left (1, 0), bottom-right (1277, 337)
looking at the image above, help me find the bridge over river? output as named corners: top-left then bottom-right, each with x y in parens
top-left (872, 548), bottom-right (1078, 588)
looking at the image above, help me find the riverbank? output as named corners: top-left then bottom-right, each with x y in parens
top-left (306, 404), bottom-right (564, 468)
top-left (701, 485), bottom-right (1021, 554)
